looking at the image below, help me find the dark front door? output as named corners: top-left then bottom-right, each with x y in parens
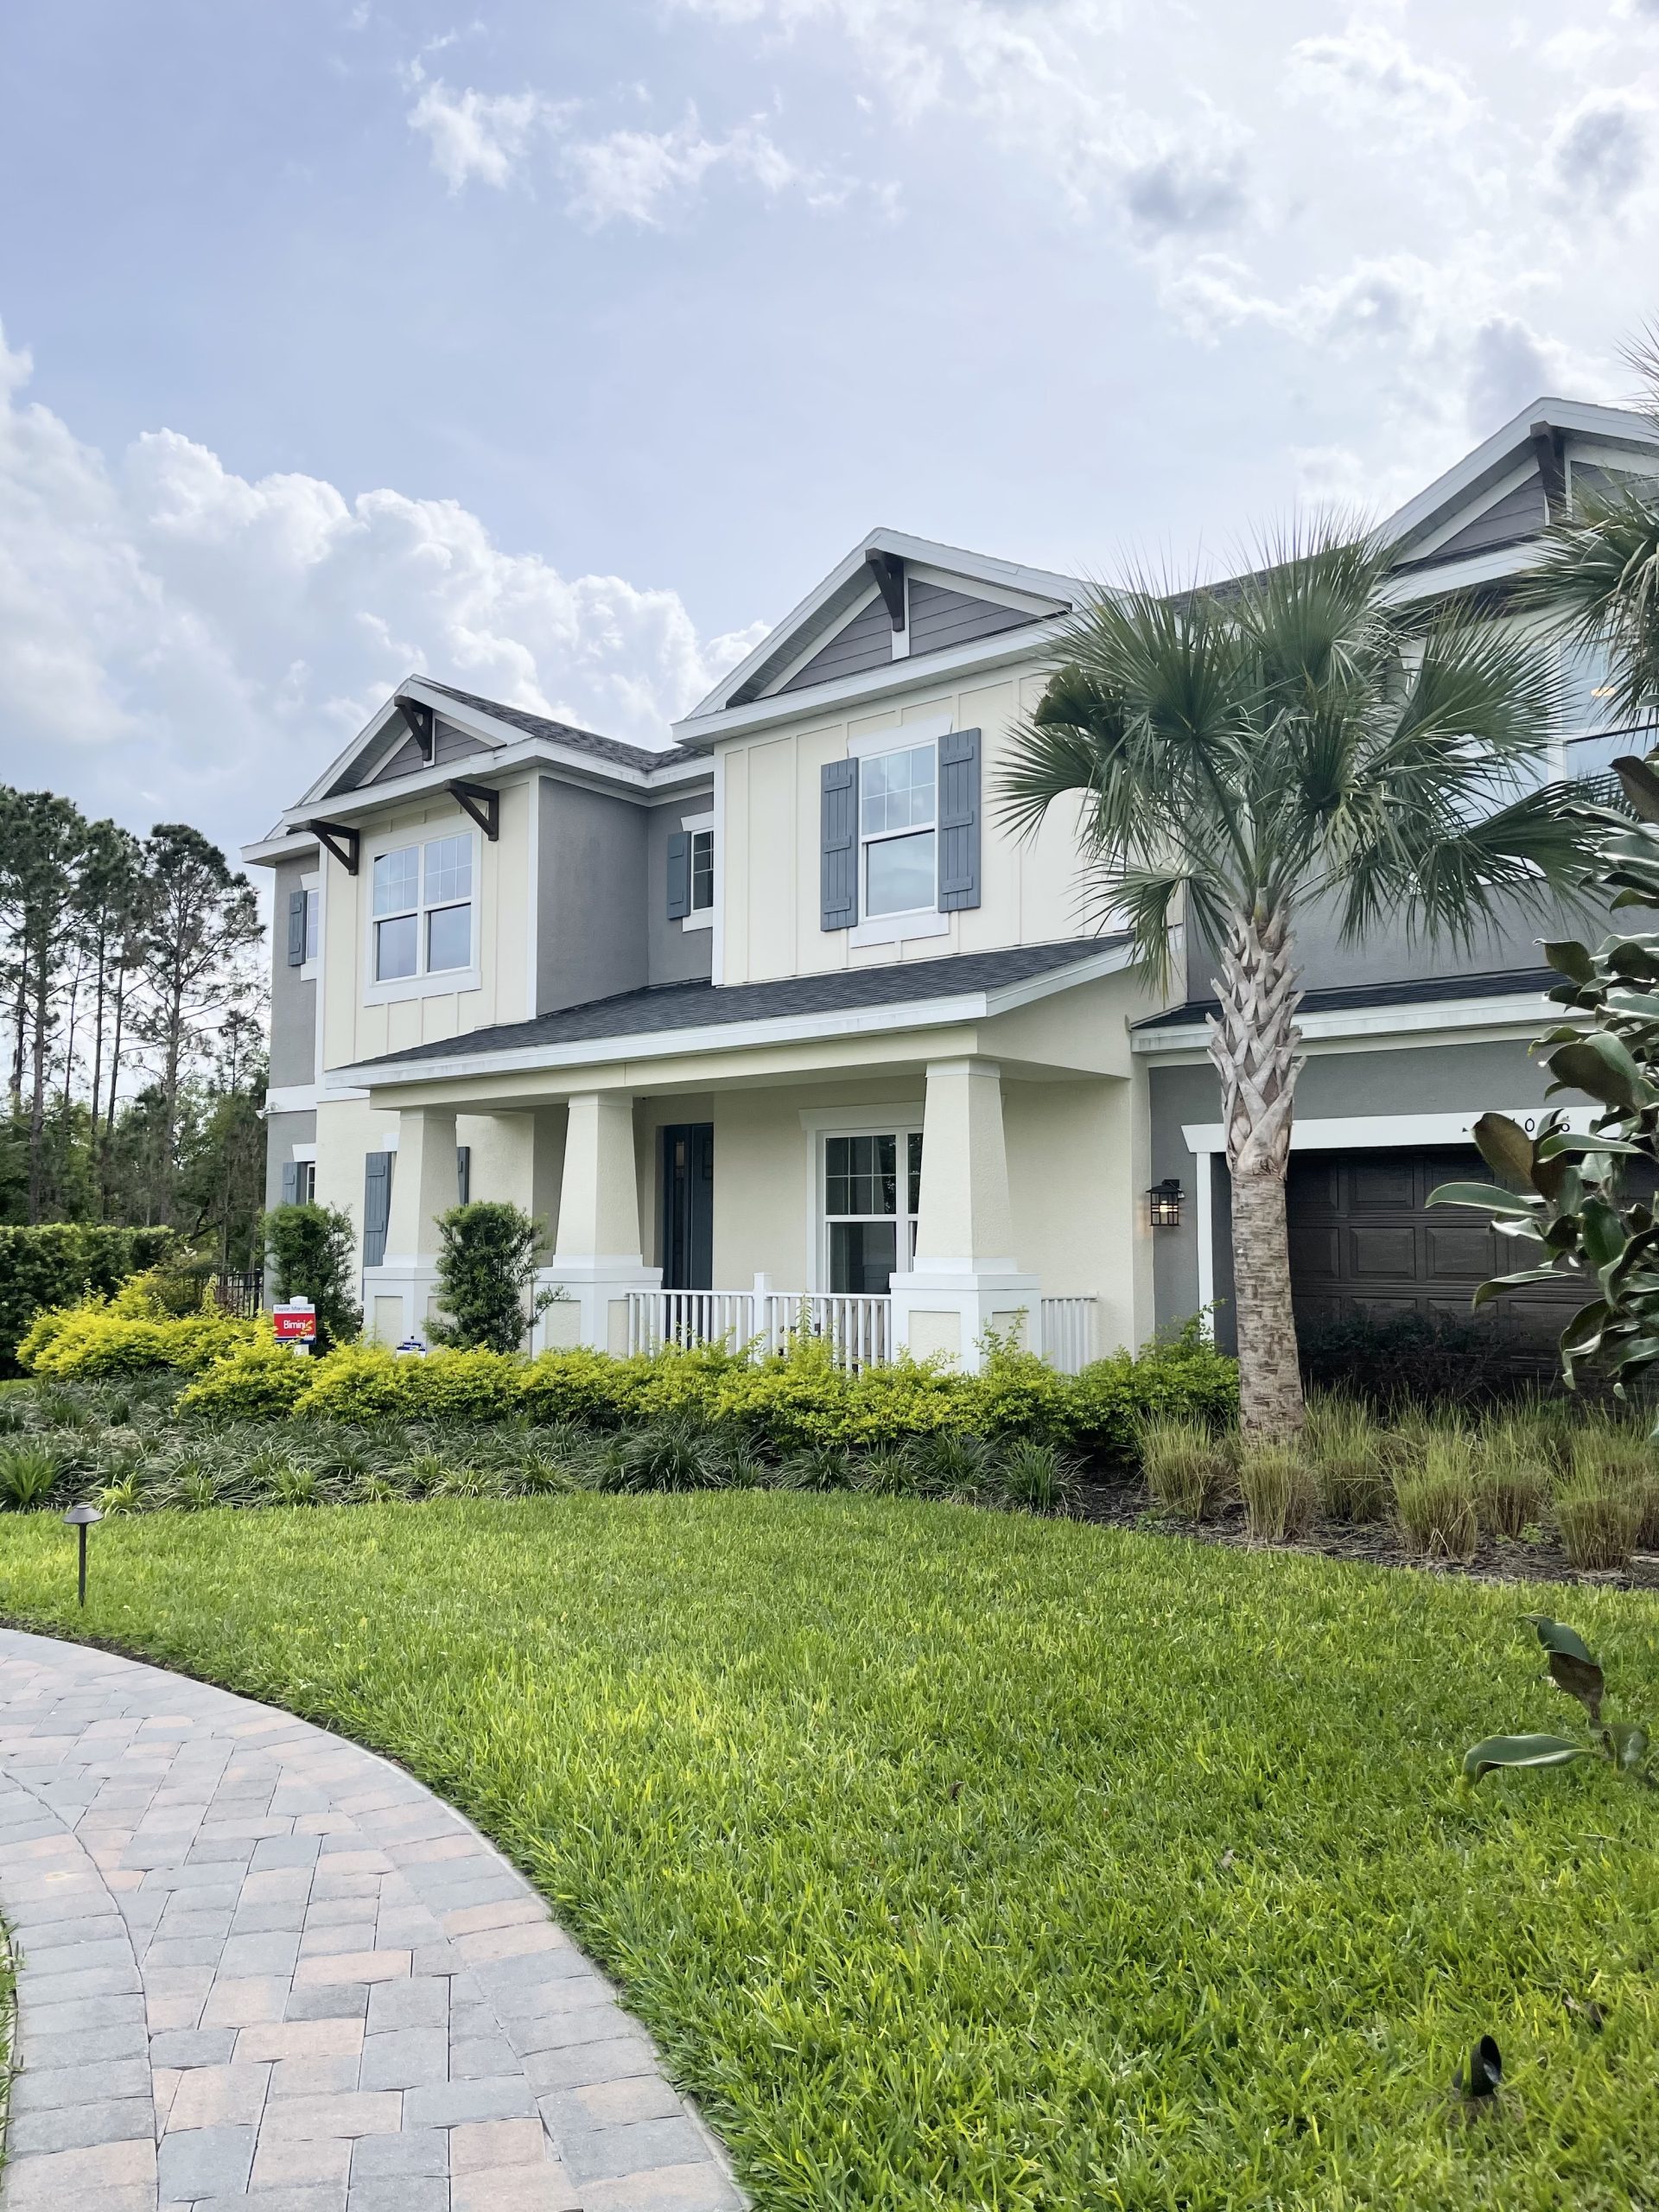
top-left (660, 1124), bottom-right (714, 1290)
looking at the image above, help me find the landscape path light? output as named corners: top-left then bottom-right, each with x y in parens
top-left (62, 1503), bottom-right (103, 1607)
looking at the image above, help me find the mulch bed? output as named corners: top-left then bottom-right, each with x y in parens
top-left (1077, 1480), bottom-right (1659, 1594)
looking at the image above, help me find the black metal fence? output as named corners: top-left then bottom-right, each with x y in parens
top-left (207, 1269), bottom-right (264, 1319)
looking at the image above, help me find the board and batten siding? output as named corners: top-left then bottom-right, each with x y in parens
top-left (717, 659), bottom-right (1095, 985)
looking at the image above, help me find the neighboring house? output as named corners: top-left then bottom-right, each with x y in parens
top-left (244, 397), bottom-right (1659, 1370)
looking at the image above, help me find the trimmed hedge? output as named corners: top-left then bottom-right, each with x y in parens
top-left (168, 1327), bottom-right (1237, 1464)
top-left (0, 1225), bottom-right (178, 1372)
top-left (17, 1273), bottom-right (257, 1379)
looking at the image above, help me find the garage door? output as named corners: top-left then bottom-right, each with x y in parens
top-left (1287, 1147), bottom-right (1582, 1351)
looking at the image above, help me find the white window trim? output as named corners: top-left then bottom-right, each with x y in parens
top-left (680, 808), bottom-right (715, 933)
top-left (799, 1103), bottom-right (925, 1294)
top-left (289, 1142), bottom-right (318, 1164)
top-left (299, 872), bottom-right (321, 982)
top-left (362, 823), bottom-right (481, 1006)
top-left (853, 724), bottom-right (948, 939)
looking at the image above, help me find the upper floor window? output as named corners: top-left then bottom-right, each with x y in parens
top-left (861, 742), bottom-right (936, 918)
top-left (303, 887), bottom-right (320, 964)
top-left (372, 832), bottom-right (474, 983)
top-left (690, 827), bottom-right (715, 912)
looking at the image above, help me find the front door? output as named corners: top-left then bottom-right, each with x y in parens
top-left (660, 1123), bottom-right (714, 1290)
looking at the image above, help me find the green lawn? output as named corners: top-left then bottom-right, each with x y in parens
top-left (0, 1496), bottom-right (1656, 2210)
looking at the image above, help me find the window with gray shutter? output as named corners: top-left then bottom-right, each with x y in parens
top-left (666, 831), bottom-right (692, 919)
top-left (456, 1145), bottom-right (471, 1205)
top-left (938, 728), bottom-right (982, 912)
top-left (363, 1152), bottom-right (394, 1268)
top-left (820, 758), bottom-right (859, 930)
top-left (280, 1160), bottom-right (300, 1205)
top-left (287, 889), bottom-right (307, 966)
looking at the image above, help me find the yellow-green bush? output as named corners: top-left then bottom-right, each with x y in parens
top-left (290, 1344), bottom-right (408, 1423)
top-left (401, 1347), bottom-right (523, 1422)
top-left (179, 1334), bottom-right (315, 1419)
top-left (22, 1301), bottom-right (253, 1379)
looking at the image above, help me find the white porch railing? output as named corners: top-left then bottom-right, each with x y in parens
top-left (625, 1289), bottom-right (1096, 1371)
top-left (1039, 1296), bottom-right (1098, 1374)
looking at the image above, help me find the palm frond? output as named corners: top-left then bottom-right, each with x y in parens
top-left (1333, 781), bottom-right (1594, 950)
top-left (1522, 482), bottom-right (1659, 727)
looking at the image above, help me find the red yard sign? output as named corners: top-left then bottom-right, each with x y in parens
top-left (272, 1303), bottom-right (317, 1344)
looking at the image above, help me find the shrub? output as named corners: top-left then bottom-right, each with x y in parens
top-left (23, 1305), bottom-right (251, 1379)
top-left (613, 1414), bottom-right (730, 1492)
top-left (1298, 1306), bottom-right (1524, 1410)
top-left (179, 1337), bottom-right (313, 1420)
top-left (1474, 1431), bottom-right (1551, 1540)
top-left (1238, 1443), bottom-right (1317, 1541)
top-left (1304, 1395), bottom-right (1389, 1522)
top-left (520, 1347), bottom-right (649, 1430)
top-left (0, 1442), bottom-right (63, 1509)
top-left (1395, 1436), bottom-right (1478, 1562)
top-left (291, 1344), bottom-right (409, 1424)
top-left (993, 1438), bottom-right (1079, 1515)
top-left (401, 1348), bottom-right (523, 1424)
top-left (1067, 1327), bottom-right (1239, 1463)
top-left (1554, 1476), bottom-right (1642, 1572)
top-left (1140, 1415), bottom-right (1232, 1521)
top-left (263, 1202), bottom-right (361, 1350)
top-left (429, 1202), bottom-right (555, 1354)
top-left (0, 1223), bottom-right (178, 1372)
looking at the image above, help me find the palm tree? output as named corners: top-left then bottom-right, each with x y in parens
top-left (999, 528), bottom-right (1590, 1440)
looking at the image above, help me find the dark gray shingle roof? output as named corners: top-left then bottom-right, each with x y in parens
top-left (1133, 965), bottom-right (1555, 1032)
top-left (361, 937), bottom-right (1122, 1068)
top-left (421, 681), bottom-right (703, 775)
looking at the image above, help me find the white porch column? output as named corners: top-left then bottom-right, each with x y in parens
top-left (890, 1058), bottom-right (1040, 1370)
top-left (543, 1090), bottom-right (660, 1355)
top-left (365, 1106), bottom-right (456, 1344)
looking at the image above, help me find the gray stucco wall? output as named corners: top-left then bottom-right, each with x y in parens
top-left (264, 1108), bottom-right (318, 1211)
top-left (646, 804), bottom-right (715, 988)
top-left (268, 855), bottom-right (318, 1088)
top-left (536, 779), bottom-right (648, 1013)
top-left (1147, 1035), bottom-right (1560, 1344)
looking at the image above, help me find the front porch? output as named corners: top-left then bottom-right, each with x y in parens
top-left (347, 1052), bottom-right (1141, 1374)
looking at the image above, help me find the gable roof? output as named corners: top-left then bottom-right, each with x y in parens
top-left (680, 527), bottom-right (1083, 734)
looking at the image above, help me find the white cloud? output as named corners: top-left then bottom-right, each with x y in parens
top-left (1287, 22), bottom-right (1478, 137)
top-left (0, 321), bottom-right (765, 845)
top-left (563, 111), bottom-right (830, 227)
top-left (408, 81), bottom-right (550, 192)
top-left (1543, 90), bottom-right (1656, 211)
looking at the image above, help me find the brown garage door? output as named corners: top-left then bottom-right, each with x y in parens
top-left (1287, 1147), bottom-right (1582, 1351)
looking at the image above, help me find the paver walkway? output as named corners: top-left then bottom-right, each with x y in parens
top-left (0, 1628), bottom-right (745, 2212)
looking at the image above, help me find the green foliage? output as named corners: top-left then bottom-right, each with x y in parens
top-left (176, 1336), bottom-right (312, 1420)
top-left (1464, 1615), bottom-right (1654, 1791)
top-left (429, 1202), bottom-right (556, 1354)
top-left (0, 1223), bottom-right (178, 1370)
top-left (3, 1503), bottom-right (1658, 2207)
top-left (22, 1300), bottom-right (252, 1378)
top-left (400, 1348), bottom-right (524, 1423)
top-left (1236, 1441), bottom-right (1317, 1541)
top-left (289, 1344), bottom-right (408, 1424)
top-left (262, 1201), bottom-right (361, 1350)
top-left (1140, 1414), bottom-right (1233, 1520)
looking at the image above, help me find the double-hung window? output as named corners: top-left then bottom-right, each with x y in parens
top-left (690, 828), bottom-right (714, 912)
top-left (302, 887), bottom-right (320, 965)
top-left (860, 744), bottom-right (936, 918)
top-left (372, 832), bottom-right (474, 985)
top-left (823, 1131), bottom-right (923, 1294)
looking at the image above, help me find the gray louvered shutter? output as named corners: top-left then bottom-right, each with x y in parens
top-left (938, 728), bottom-right (982, 912)
top-left (665, 831), bottom-right (692, 920)
top-left (363, 1153), bottom-right (393, 1268)
top-left (455, 1145), bottom-right (471, 1205)
top-left (280, 1161), bottom-right (300, 1205)
top-left (287, 889), bottom-right (307, 966)
top-left (820, 758), bottom-right (859, 930)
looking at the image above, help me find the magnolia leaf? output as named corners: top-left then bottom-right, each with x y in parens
top-left (1605, 988), bottom-right (1659, 1020)
top-left (1559, 1301), bottom-right (1611, 1354)
top-left (1427, 1181), bottom-right (1538, 1217)
top-left (1548, 1033), bottom-right (1650, 1113)
top-left (1615, 754), bottom-right (1659, 823)
top-left (1548, 1650), bottom-right (1606, 1721)
top-left (1603, 1720), bottom-right (1651, 1773)
top-left (1520, 1616), bottom-right (1599, 1666)
top-left (1472, 1113), bottom-right (1536, 1192)
top-left (1580, 1196), bottom-right (1629, 1275)
top-left (1474, 1266), bottom-right (1573, 1306)
top-left (1462, 1734), bottom-right (1596, 1783)
top-left (1543, 940), bottom-right (1597, 985)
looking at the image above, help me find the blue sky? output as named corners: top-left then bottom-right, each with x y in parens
top-left (2, 0), bottom-right (1657, 853)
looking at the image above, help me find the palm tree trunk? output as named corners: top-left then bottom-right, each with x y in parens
top-left (1208, 899), bottom-right (1306, 1440)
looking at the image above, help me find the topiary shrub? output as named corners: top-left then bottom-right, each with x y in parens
top-left (429, 1203), bottom-right (556, 1354)
top-left (263, 1203), bottom-right (361, 1350)
top-left (400, 1347), bottom-right (523, 1423)
top-left (291, 1344), bottom-right (407, 1424)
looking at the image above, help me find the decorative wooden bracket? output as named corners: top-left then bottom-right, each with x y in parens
top-left (864, 548), bottom-right (906, 631)
top-left (306, 819), bottom-right (360, 875)
top-left (448, 779), bottom-right (500, 842)
top-left (1529, 421), bottom-right (1567, 523)
top-left (397, 695), bottom-right (436, 762)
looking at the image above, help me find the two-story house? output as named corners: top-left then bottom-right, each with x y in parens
top-left (243, 395), bottom-right (1659, 1370)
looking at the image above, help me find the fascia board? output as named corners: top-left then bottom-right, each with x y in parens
top-left (241, 831), bottom-right (322, 868)
top-left (277, 739), bottom-right (709, 834)
top-left (327, 947), bottom-right (1129, 1095)
top-left (295, 691), bottom-right (413, 810)
top-left (1131, 989), bottom-right (1567, 1053)
top-left (674, 613), bottom-right (1074, 746)
top-left (399, 682), bottom-right (706, 791)
top-left (690, 541), bottom-right (880, 719)
top-left (1380, 540), bottom-right (1544, 604)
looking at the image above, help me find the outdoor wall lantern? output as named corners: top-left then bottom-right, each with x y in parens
top-left (1147, 1179), bottom-right (1185, 1230)
top-left (63, 1503), bottom-right (102, 1607)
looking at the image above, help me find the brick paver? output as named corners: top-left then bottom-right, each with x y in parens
top-left (0, 1629), bottom-right (744, 2211)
